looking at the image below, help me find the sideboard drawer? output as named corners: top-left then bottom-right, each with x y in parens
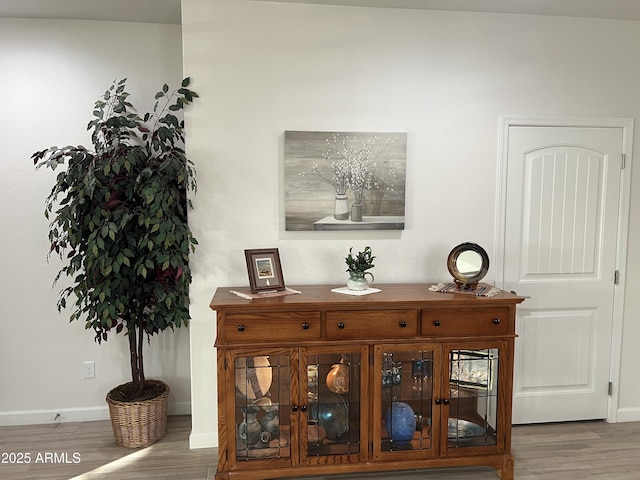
top-left (224, 312), bottom-right (321, 342)
top-left (421, 308), bottom-right (510, 336)
top-left (326, 310), bottom-right (418, 339)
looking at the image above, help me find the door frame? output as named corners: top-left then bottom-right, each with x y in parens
top-left (494, 115), bottom-right (633, 422)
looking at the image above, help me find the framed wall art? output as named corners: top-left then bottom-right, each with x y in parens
top-left (284, 131), bottom-right (407, 231)
top-left (244, 248), bottom-right (285, 293)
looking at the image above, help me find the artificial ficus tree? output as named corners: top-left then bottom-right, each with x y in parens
top-left (33, 78), bottom-right (199, 400)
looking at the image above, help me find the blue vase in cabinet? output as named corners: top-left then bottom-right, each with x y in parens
top-left (385, 401), bottom-right (416, 447)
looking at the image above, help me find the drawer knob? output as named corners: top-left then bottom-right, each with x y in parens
top-left (493, 318), bottom-right (501, 325)
top-left (237, 325), bottom-right (245, 332)
top-left (302, 323), bottom-right (310, 330)
top-left (399, 321), bottom-right (407, 328)
top-left (337, 322), bottom-right (345, 329)
top-left (433, 320), bottom-right (441, 327)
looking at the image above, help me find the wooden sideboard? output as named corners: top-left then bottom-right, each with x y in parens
top-left (211, 284), bottom-right (525, 480)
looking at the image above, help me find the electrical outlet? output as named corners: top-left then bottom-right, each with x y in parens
top-left (83, 361), bottom-right (95, 379)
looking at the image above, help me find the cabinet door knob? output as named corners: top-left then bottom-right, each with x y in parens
top-left (302, 323), bottom-right (310, 330)
top-left (300, 405), bottom-right (308, 412)
top-left (399, 321), bottom-right (407, 328)
top-left (493, 318), bottom-right (501, 325)
top-left (443, 399), bottom-right (450, 405)
top-left (435, 399), bottom-right (442, 405)
top-left (337, 322), bottom-right (345, 329)
top-left (292, 405), bottom-right (299, 412)
top-left (237, 325), bottom-right (245, 332)
top-left (433, 320), bottom-right (441, 327)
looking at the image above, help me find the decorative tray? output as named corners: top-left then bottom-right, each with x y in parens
top-left (448, 418), bottom-right (485, 441)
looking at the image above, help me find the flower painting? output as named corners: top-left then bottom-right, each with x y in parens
top-left (284, 131), bottom-right (407, 231)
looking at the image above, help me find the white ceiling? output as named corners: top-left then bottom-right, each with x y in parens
top-left (253, 0), bottom-right (640, 22)
top-left (1, 0), bottom-right (640, 24)
top-left (0, 0), bottom-right (182, 24)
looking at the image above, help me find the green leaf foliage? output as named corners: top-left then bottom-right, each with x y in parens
top-left (33, 79), bottom-right (199, 396)
top-left (345, 246), bottom-right (375, 273)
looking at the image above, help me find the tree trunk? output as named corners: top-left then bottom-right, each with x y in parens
top-left (128, 326), bottom-right (145, 394)
top-left (137, 324), bottom-right (145, 394)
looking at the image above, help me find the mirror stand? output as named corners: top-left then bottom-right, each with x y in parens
top-left (446, 242), bottom-right (490, 289)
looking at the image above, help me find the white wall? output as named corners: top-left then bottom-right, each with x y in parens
top-left (0, 18), bottom-right (190, 425)
top-left (183, 0), bottom-right (640, 447)
top-left (2, 0), bottom-right (640, 448)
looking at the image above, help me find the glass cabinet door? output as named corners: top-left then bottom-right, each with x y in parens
top-left (373, 344), bottom-right (441, 460)
top-left (303, 347), bottom-right (367, 464)
top-left (233, 351), bottom-right (292, 463)
top-left (445, 343), bottom-right (502, 454)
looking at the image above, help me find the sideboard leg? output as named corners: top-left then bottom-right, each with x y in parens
top-left (497, 454), bottom-right (514, 480)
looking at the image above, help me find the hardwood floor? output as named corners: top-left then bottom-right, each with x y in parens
top-left (1, 416), bottom-right (640, 479)
top-left (0, 415), bottom-right (214, 480)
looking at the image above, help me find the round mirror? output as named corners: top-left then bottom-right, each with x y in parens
top-left (447, 242), bottom-right (489, 287)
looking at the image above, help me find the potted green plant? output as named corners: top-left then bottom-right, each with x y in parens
top-left (32, 78), bottom-right (199, 447)
top-left (345, 246), bottom-right (375, 290)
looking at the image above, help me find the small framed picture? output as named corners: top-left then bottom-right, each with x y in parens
top-left (244, 248), bottom-right (286, 293)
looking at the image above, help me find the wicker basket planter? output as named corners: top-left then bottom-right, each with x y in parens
top-left (106, 379), bottom-right (170, 448)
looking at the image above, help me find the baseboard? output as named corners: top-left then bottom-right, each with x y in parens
top-left (616, 407), bottom-right (640, 423)
top-left (190, 430), bottom-right (219, 449)
top-left (0, 406), bottom-right (110, 426)
top-left (0, 402), bottom-right (191, 426)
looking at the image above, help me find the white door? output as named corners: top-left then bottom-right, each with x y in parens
top-left (501, 122), bottom-right (627, 424)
